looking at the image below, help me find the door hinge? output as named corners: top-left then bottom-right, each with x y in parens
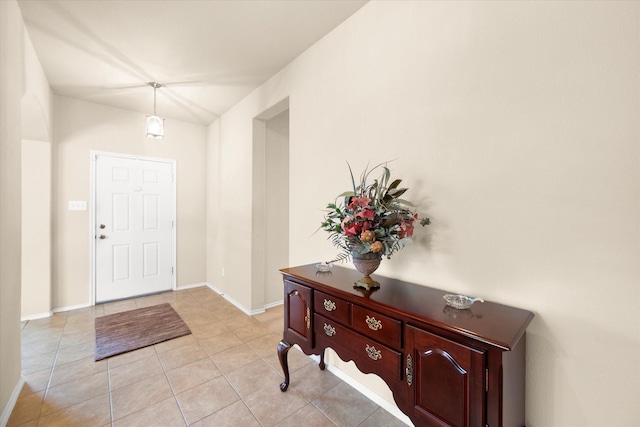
top-left (171, 267), bottom-right (174, 275)
top-left (485, 368), bottom-right (489, 391)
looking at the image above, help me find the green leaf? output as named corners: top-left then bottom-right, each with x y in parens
top-left (387, 187), bottom-right (408, 198)
top-left (388, 179), bottom-right (402, 190)
top-left (346, 162), bottom-right (357, 195)
top-left (382, 166), bottom-right (390, 187)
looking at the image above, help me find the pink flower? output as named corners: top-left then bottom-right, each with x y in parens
top-left (341, 216), bottom-right (357, 236)
top-left (399, 218), bottom-right (415, 238)
top-left (348, 197), bottom-right (371, 210)
top-left (355, 208), bottom-right (375, 220)
top-left (342, 216), bottom-right (369, 237)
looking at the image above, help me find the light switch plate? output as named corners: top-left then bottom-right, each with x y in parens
top-left (68, 201), bottom-right (87, 211)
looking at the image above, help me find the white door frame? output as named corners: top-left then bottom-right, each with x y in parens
top-left (89, 150), bottom-right (177, 305)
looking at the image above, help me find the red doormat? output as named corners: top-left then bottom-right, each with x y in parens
top-left (95, 303), bottom-right (191, 361)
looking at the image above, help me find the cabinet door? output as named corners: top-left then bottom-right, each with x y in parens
top-left (406, 325), bottom-right (485, 427)
top-left (283, 279), bottom-right (313, 353)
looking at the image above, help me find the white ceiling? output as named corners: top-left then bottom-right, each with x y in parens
top-left (18, 0), bottom-right (368, 125)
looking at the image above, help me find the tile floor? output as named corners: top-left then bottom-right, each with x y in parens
top-left (9, 286), bottom-right (407, 426)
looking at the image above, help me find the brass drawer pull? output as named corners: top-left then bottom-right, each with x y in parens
top-left (406, 355), bottom-right (413, 386)
top-left (305, 308), bottom-right (311, 330)
top-left (324, 323), bottom-right (336, 337)
top-left (366, 315), bottom-right (383, 331)
top-left (365, 344), bottom-right (382, 361)
top-left (323, 299), bottom-right (337, 312)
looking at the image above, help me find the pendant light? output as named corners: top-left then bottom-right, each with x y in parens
top-left (146, 82), bottom-right (164, 139)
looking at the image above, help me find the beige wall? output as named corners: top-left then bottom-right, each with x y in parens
top-left (209, 106), bottom-right (254, 309)
top-left (21, 139), bottom-right (52, 317)
top-left (206, 120), bottom-right (223, 294)
top-left (53, 96), bottom-right (208, 309)
top-left (21, 24), bottom-right (54, 319)
top-left (1, 0), bottom-right (25, 418)
top-left (207, 1), bottom-right (639, 425)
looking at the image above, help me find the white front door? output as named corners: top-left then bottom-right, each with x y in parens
top-left (94, 153), bottom-right (175, 303)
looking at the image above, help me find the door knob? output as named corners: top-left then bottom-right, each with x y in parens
top-left (98, 234), bottom-right (106, 240)
top-left (99, 224), bottom-right (106, 229)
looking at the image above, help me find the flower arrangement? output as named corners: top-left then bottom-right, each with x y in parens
top-left (321, 163), bottom-right (430, 263)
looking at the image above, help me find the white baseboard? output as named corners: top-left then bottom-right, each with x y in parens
top-left (20, 311), bottom-right (53, 322)
top-left (204, 282), bottom-right (271, 316)
top-left (204, 283), bottom-right (260, 316)
top-left (263, 300), bottom-right (283, 310)
top-left (53, 302), bottom-right (92, 313)
top-left (22, 284), bottom-right (275, 321)
top-left (0, 377), bottom-right (24, 427)
top-left (176, 282), bottom-right (209, 291)
top-left (204, 282), bottom-right (222, 294)
top-left (324, 362), bottom-right (413, 426)
top-left (21, 302), bottom-right (92, 320)
top-left (293, 347), bottom-right (413, 425)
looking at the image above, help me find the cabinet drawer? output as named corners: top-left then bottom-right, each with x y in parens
top-left (351, 305), bottom-right (402, 349)
top-left (315, 314), bottom-right (401, 379)
top-left (314, 291), bottom-right (350, 325)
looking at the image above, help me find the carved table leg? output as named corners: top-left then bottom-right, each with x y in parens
top-left (319, 347), bottom-right (326, 370)
top-left (277, 340), bottom-right (292, 391)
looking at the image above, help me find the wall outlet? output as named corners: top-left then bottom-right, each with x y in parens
top-left (221, 267), bottom-right (225, 277)
top-left (68, 200), bottom-right (87, 211)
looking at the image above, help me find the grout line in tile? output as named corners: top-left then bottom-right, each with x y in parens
top-left (38, 314), bottom-right (68, 420)
top-left (160, 361), bottom-right (190, 426)
top-left (107, 358), bottom-right (114, 426)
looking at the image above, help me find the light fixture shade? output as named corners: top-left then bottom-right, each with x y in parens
top-left (146, 115), bottom-right (164, 139)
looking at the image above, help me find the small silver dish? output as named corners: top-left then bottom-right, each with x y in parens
top-left (315, 262), bottom-right (333, 272)
top-left (443, 294), bottom-right (484, 310)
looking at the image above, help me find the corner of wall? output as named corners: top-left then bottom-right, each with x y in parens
top-left (0, 378), bottom-right (25, 427)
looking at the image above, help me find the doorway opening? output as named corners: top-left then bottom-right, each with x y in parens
top-left (252, 98), bottom-right (290, 312)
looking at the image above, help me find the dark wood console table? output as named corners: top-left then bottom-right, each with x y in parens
top-left (277, 264), bottom-right (534, 427)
